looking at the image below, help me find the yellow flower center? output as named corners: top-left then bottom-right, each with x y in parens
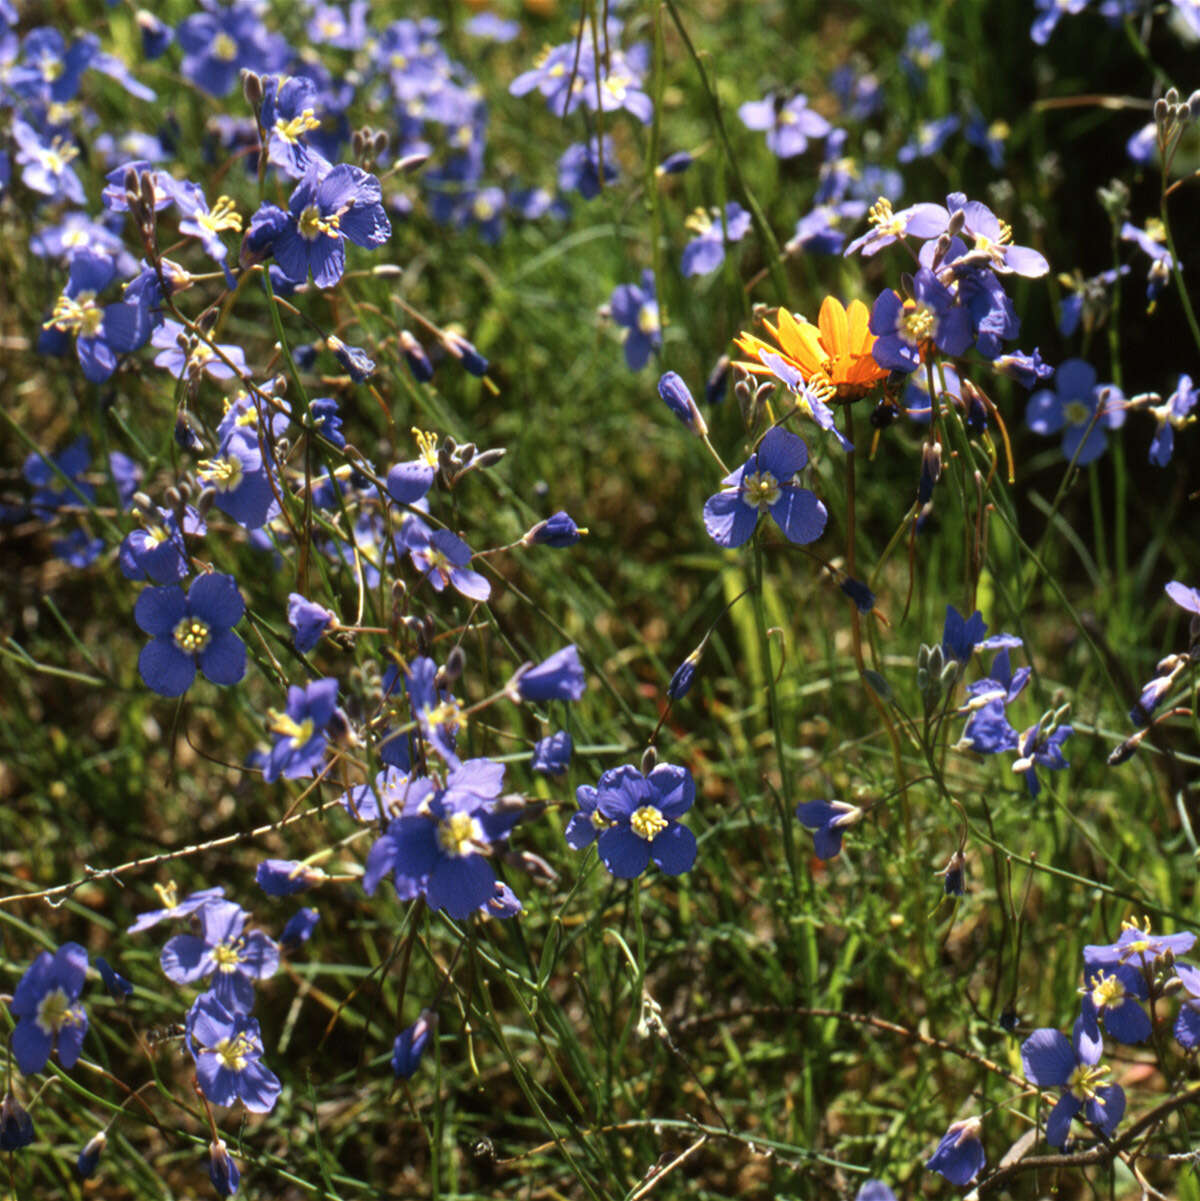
top-left (685, 207), bottom-right (714, 235)
top-left (214, 1032), bottom-right (256, 1071)
top-left (741, 469), bottom-right (781, 510)
top-left (45, 291), bottom-right (104, 338)
top-left (868, 196), bottom-right (905, 239)
top-left (630, 805), bottom-right (668, 841)
top-left (298, 203), bottom-right (325, 241)
top-left (1091, 973), bottom-right (1126, 1011)
top-left (153, 880), bottom-right (180, 910)
top-left (472, 195), bottom-right (496, 221)
top-left (1067, 1061), bottom-right (1109, 1101)
top-left (36, 988), bottom-right (75, 1035)
top-left (436, 811), bottom-right (482, 857)
top-left (268, 711), bottom-right (315, 746)
top-left (198, 454), bottom-right (244, 493)
top-left (212, 941), bottom-right (243, 972)
top-left (412, 428), bottom-right (439, 469)
top-left (899, 301), bottom-right (935, 345)
top-left (212, 32), bottom-right (238, 62)
top-left (275, 109), bottom-right (321, 144)
top-left (195, 195), bottom-right (242, 236)
top-left (637, 302), bottom-right (660, 334)
top-left (423, 699), bottom-right (464, 733)
top-left (173, 617), bottom-right (212, 655)
top-left (1063, 399), bottom-right (1091, 426)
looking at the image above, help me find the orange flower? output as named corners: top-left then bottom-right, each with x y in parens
top-left (734, 296), bottom-right (888, 401)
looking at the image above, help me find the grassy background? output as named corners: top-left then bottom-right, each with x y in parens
top-left (2, 0), bottom-right (1200, 1197)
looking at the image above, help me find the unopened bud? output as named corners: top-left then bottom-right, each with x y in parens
top-left (241, 69), bottom-right (263, 108)
top-left (641, 745), bottom-right (658, 775)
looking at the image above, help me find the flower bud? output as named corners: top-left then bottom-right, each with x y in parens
top-left (77, 1131), bottom-right (107, 1179)
top-left (657, 371), bottom-right (709, 435)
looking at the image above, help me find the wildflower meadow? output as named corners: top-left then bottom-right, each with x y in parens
top-left (3, 0), bottom-right (1200, 1197)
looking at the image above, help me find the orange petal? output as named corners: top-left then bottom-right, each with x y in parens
top-left (845, 299), bottom-right (871, 351)
top-left (818, 296), bottom-right (849, 356)
top-left (776, 308), bottom-right (824, 373)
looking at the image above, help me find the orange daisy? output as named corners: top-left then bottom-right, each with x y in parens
top-left (734, 295), bottom-right (888, 402)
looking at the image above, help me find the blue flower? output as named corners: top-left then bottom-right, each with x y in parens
top-left (410, 528), bottom-right (491, 602)
top-left (1148, 374), bottom-right (1197, 466)
top-left (870, 269), bottom-right (972, 374)
top-left (590, 763), bottom-right (697, 878)
top-left (152, 319), bottom-right (247, 383)
top-left (992, 348), bottom-right (1054, 390)
top-left (1166, 579), bottom-right (1200, 616)
top-left (1078, 963), bottom-right (1151, 1047)
top-left (187, 993), bottom-right (281, 1113)
top-left (256, 859), bottom-right (327, 896)
top-left (703, 427), bottom-right (828, 548)
top-left (557, 137), bottom-right (619, 200)
top-left (94, 957), bottom-right (134, 999)
top-left (1026, 360), bottom-right (1127, 465)
top-left (0, 1093), bottom-right (34, 1152)
top-left (273, 162), bottom-right (391, 289)
top-left (565, 784), bottom-right (603, 849)
top-left (1031, 0), bottom-right (1088, 42)
top-left (386, 429), bottom-right (440, 505)
top-left (136, 573), bottom-right (246, 697)
top-left (161, 899), bottom-right (278, 1012)
top-left (208, 1138), bottom-right (240, 1196)
top-left (262, 678), bottom-right (339, 783)
top-left (392, 1011), bottom-right (435, 1077)
top-left (738, 92), bottom-right (831, 158)
top-left (287, 593), bottom-right (336, 653)
top-left (76, 1131), bottom-right (106, 1179)
top-left (667, 649), bottom-right (702, 699)
top-left (127, 883), bottom-right (225, 933)
top-left (513, 645), bottom-right (586, 702)
top-left (925, 1118), bottom-right (985, 1186)
top-left (1084, 919), bottom-right (1196, 972)
top-left (1013, 716), bottom-right (1072, 798)
top-left (280, 907), bottom-right (319, 949)
top-left (795, 800), bottom-right (862, 860)
top-left (1121, 220), bottom-right (1175, 303)
top-left (681, 203), bottom-right (751, 277)
top-left (610, 270), bottom-right (660, 370)
top-left (897, 115), bottom-right (959, 163)
top-left (260, 74), bottom-right (325, 179)
top-left (657, 372), bottom-right (708, 435)
top-left (9, 942), bottom-right (89, 1075)
top-left (119, 508), bottom-right (196, 584)
top-left (177, 6), bottom-right (286, 97)
top-left (532, 731), bottom-right (573, 776)
top-left (362, 765), bottom-right (515, 920)
top-left (1174, 963), bottom-right (1200, 1048)
top-left (521, 511), bottom-right (586, 548)
top-left (1021, 1021), bottom-right (1125, 1147)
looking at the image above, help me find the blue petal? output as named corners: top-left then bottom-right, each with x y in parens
top-left (650, 824), bottom-right (697, 874)
top-left (426, 855), bottom-right (495, 920)
top-left (597, 827), bottom-right (652, 878)
top-left (1046, 1092), bottom-right (1081, 1148)
top-left (198, 630), bottom-right (246, 687)
top-left (135, 585), bottom-right (187, 636)
top-left (703, 490), bottom-right (757, 548)
top-left (769, 487), bottom-right (827, 545)
top-left (187, 573), bottom-right (244, 630)
top-left (139, 638), bottom-right (196, 696)
top-left (1020, 1027), bottom-right (1074, 1086)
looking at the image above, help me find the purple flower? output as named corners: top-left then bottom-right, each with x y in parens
top-left (590, 763), bottom-right (697, 878)
top-left (566, 784), bottom-right (603, 849)
top-left (1079, 963), bottom-right (1151, 1046)
top-left (513, 645), bottom-right (586, 703)
top-left (1121, 220), bottom-right (1175, 303)
top-left (176, 183), bottom-right (243, 264)
top-left (0, 1093), bottom-right (34, 1151)
top-left (992, 348), bottom-right (1054, 389)
top-left (119, 508), bottom-right (198, 584)
top-left (795, 800), bottom-right (862, 860)
top-left (897, 116), bottom-right (960, 163)
top-left (1084, 920), bottom-right (1196, 972)
top-left (521, 511), bottom-right (586, 548)
top-left (557, 137), bottom-right (619, 200)
top-left (1173, 963), bottom-right (1200, 1049)
top-left (273, 162), bottom-right (391, 289)
top-left (1021, 1021), bottom-right (1125, 1147)
top-left (256, 859), bottom-right (327, 896)
top-left (260, 76), bottom-right (325, 180)
top-left (657, 372), bottom-right (708, 435)
top-left (925, 1118), bottom-right (985, 1186)
top-left (187, 993), bottom-right (281, 1112)
top-left (287, 593), bottom-right (336, 653)
top-left (94, 957), bottom-right (133, 999)
top-left (208, 1139), bottom-right (240, 1197)
top-left (1148, 374), bottom-right (1197, 466)
top-left (362, 764), bottom-right (514, 920)
top-left (1026, 359), bottom-right (1125, 465)
top-left (738, 92), bottom-right (831, 158)
top-left (386, 429), bottom-right (440, 505)
top-left (954, 199), bottom-right (1049, 277)
top-left (1013, 717), bottom-right (1072, 798)
top-left (410, 528), bottom-right (491, 602)
top-left (136, 573), bottom-right (246, 697)
top-left (161, 899), bottom-right (279, 1012)
top-left (152, 319), bottom-right (247, 383)
top-left (127, 883), bottom-right (225, 933)
top-left (9, 943), bottom-right (89, 1075)
top-left (76, 1131), bottom-right (106, 1179)
top-left (531, 731), bottom-right (573, 776)
top-left (262, 678), bottom-right (339, 783)
top-left (281, 907), bottom-right (319, 949)
top-left (703, 427), bottom-right (827, 549)
top-left (392, 1011), bottom-right (435, 1077)
top-left (1031, 0), bottom-right (1089, 43)
top-left (870, 269), bottom-right (972, 374)
top-left (610, 270), bottom-right (660, 370)
top-left (845, 197), bottom-right (948, 258)
top-left (681, 203), bottom-right (752, 277)
top-left (1166, 579), bottom-right (1200, 616)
